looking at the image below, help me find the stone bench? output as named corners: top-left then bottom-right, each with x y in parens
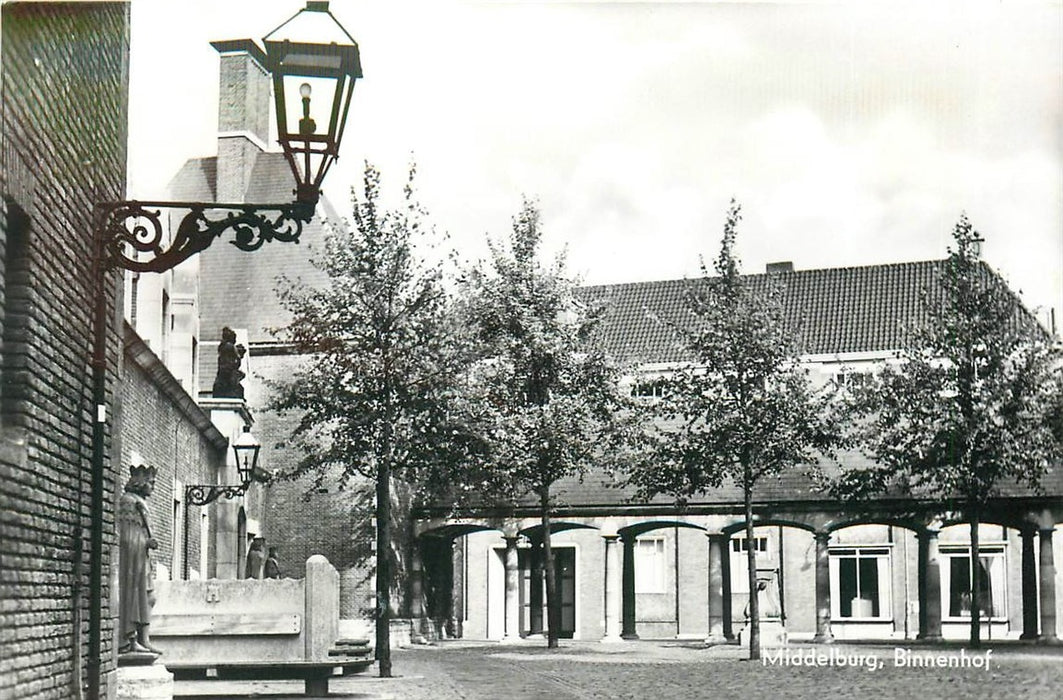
top-left (167, 652), bottom-right (372, 697)
top-left (153, 555), bottom-right (373, 696)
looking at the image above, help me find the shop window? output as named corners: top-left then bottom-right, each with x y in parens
top-left (829, 547), bottom-right (892, 620)
top-left (634, 536), bottom-right (666, 593)
top-left (941, 545), bottom-right (1006, 619)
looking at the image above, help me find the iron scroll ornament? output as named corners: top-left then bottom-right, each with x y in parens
top-left (184, 483), bottom-right (248, 507)
top-left (96, 199), bottom-right (315, 273)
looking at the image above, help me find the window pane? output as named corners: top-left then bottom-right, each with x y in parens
top-left (858, 556), bottom-right (879, 617)
top-left (978, 555), bottom-right (1007, 618)
top-left (635, 538), bottom-right (664, 593)
top-left (949, 557), bottom-right (971, 617)
top-left (839, 558), bottom-right (857, 618)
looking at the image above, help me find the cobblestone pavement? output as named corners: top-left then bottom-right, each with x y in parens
top-left (173, 640), bottom-right (1063, 700)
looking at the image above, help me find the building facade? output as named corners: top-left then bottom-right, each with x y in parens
top-left (162, 16), bottom-right (1063, 651)
top-left (1, 4), bottom-right (129, 698)
top-left (413, 265), bottom-right (1063, 644)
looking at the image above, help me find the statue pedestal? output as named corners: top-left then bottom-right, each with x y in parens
top-left (117, 661), bottom-right (173, 699)
top-left (738, 619), bottom-right (788, 648)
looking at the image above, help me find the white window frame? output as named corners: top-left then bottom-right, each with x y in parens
top-left (939, 544), bottom-right (1008, 622)
top-left (731, 535), bottom-right (768, 553)
top-left (828, 546), bottom-right (893, 621)
top-left (634, 536), bottom-right (666, 594)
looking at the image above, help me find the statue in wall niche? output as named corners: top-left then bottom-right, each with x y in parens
top-left (212, 326), bottom-right (246, 399)
top-left (118, 464), bottom-right (162, 660)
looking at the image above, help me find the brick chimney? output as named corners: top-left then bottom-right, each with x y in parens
top-left (210, 39), bottom-right (270, 203)
top-left (765, 261), bottom-right (794, 274)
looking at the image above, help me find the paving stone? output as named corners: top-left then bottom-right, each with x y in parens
top-left (173, 640), bottom-right (1063, 699)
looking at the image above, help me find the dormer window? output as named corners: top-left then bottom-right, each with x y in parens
top-left (832, 369), bottom-right (871, 390)
top-left (632, 378), bottom-right (667, 399)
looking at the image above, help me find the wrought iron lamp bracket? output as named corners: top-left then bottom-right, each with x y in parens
top-left (95, 199), bottom-right (314, 273)
top-left (185, 483), bottom-right (249, 507)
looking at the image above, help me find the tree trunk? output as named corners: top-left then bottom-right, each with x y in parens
top-left (744, 473), bottom-right (760, 660)
top-left (541, 486), bottom-right (559, 648)
top-left (375, 459), bottom-right (392, 677)
top-left (969, 512), bottom-right (982, 648)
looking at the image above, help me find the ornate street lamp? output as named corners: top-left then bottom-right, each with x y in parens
top-left (264, 0), bottom-right (362, 206)
top-left (94, 1), bottom-right (360, 272)
top-left (87, 3), bottom-right (360, 697)
top-left (184, 425), bottom-right (269, 507)
top-left (232, 424), bottom-right (263, 484)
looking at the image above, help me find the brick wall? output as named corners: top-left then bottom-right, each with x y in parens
top-left (0, 3), bottom-right (130, 699)
top-left (118, 323), bottom-right (227, 583)
top-left (246, 351), bottom-right (378, 618)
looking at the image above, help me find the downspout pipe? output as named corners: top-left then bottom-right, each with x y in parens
top-left (88, 215), bottom-right (110, 700)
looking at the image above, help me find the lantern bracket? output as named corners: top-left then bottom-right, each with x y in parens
top-left (95, 199), bottom-right (314, 274)
top-left (185, 483), bottom-right (249, 507)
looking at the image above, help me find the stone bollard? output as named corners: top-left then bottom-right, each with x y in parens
top-left (304, 554), bottom-right (340, 661)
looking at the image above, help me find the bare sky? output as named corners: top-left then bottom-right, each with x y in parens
top-left (127, 0), bottom-right (1063, 325)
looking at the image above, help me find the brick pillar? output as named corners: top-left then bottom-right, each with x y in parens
top-left (621, 534), bottom-right (639, 639)
top-left (602, 534), bottom-right (622, 642)
top-left (1020, 529), bottom-right (1039, 640)
top-left (813, 531), bottom-right (833, 643)
top-left (501, 536), bottom-right (521, 643)
top-left (705, 534), bottom-right (727, 644)
top-left (917, 529), bottom-right (943, 641)
top-left (1039, 528), bottom-right (1058, 643)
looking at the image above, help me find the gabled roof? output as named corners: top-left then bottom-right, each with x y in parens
top-left (579, 259), bottom-right (1042, 364)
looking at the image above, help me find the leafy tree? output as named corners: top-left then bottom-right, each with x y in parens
top-left (268, 162), bottom-right (466, 677)
top-left (456, 199), bottom-right (636, 648)
top-left (624, 202), bottom-right (839, 659)
top-left (830, 215), bottom-right (1063, 647)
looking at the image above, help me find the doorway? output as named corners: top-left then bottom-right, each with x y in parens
top-left (520, 546), bottom-right (576, 638)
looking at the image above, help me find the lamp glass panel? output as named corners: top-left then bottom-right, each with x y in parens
top-left (277, 74), bottom-right (341, 141)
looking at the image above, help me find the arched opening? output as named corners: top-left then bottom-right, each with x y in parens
top-left (935, 522), bottom-right (1023, 641)
top-left (518, 522), bottom-right (600, 640)
top-left (715, 521), bottom-right (818, 645)
top-left (415, 523), bottom-right (504, 640)
top-left (615, 520), bottom-right (708, 640)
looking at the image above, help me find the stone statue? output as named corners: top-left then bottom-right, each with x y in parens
top-left (245, 537), bottom-right (265, 579)
top-left (118, 464), bottom-right (161, 658)
top-left (212, 326), bottom-right (246, 399)
top-left (264, 546), bottom-right (282, 579)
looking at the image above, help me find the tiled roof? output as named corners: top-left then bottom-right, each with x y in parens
top-left (177, 146), bottom-right (1058, 507)
top-left (531, 449), bottom-right (1063, 510)
top-left (578, 259), bottom-right (1033, 363)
